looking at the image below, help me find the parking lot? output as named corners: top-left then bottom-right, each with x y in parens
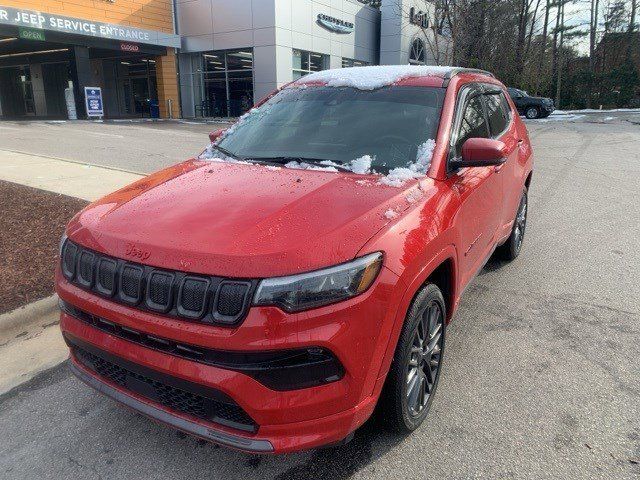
top-left (0, 113), bottom-right (639, 479)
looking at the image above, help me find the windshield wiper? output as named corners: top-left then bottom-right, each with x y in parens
top-left (249, 157), bottom-right (353, 172)
top-left (213, 145), bottom-right (244, 161)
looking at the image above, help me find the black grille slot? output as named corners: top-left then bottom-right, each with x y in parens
top-left (146, 271), bottom-right (175, 312)
top-left (215, 282), bottom-right (250, 321)
top-left (62, 241), bottom-right (78, 279)
top-left (72, 342), bottom-right (256, 431)
top-left (177, 277), bottom-right (210, 318)
top-left (96, 258), bottom-right (118, 296)
top-left (119, 264), bottom-right (144, 304)
top-left (76, 251), bottom-right (95, 287)
top-left (60, 240), bottom-right (255, 326)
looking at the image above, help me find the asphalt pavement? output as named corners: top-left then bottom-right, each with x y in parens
top-left (0, 113), bottom-right (639, 479)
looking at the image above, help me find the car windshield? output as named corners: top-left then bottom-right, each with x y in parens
top-left (216, 86), bottom-right (445, 174)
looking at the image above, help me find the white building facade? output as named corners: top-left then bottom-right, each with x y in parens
top-left (177, 0), bottom-right (451, 118)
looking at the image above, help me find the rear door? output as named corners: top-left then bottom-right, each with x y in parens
top-left (448, 84), bottom-right (504, 289)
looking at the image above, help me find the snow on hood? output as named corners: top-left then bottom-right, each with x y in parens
top-left (298, 65), bottom-right (453, 90)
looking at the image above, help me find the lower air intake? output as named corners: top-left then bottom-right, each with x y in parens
top-left (71, 340), bottom-right (257, 432)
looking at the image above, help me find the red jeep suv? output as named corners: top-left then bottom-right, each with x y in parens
top-left (57, 66), bottom-right (533, 453)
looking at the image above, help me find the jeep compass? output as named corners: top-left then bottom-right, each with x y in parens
top-left (57, 66), bottom-right (533, 453)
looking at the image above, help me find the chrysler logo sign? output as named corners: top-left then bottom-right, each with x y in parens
top-left (317, 14), bottom-right (354, 34)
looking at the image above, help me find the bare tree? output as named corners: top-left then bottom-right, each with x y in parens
top-left (555, 0), bottom-right (566, 106)
top-left (587, 0), bottom-right (601, 107)
top-left (629, 0), bottom-right (637, 32)
top-left (534, 0), bottom-right (552, 95)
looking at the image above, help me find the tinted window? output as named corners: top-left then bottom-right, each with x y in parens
top-left (485, 92), bottom-right (510, 136)
top-left (217, 86), bottom-right (445, 173)
top-left (455, 95), bottom-right (489, 155)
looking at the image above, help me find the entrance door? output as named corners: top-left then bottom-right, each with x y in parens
top-left (130, 76), bottom-right (150, 117)
top-left (42, 63), bottom-right (70, 118)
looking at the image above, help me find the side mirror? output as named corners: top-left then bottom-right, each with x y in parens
top-left (209, 128), bottom-right (227, 143)
top-left (452, 138), bottom-right (507, 169)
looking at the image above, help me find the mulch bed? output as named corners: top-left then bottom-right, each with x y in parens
top-left (0, 181), bottom-right (88, 314)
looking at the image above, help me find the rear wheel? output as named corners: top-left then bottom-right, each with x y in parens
top-left (379, 283), bottom-right (445, 433)
top-left (498, 187), bottom-right (528, 261)
top-left (525, 106), bottom-right (540, 119)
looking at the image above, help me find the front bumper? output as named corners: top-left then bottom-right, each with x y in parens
top-left (69, 357), bottom-right (275, 452)
top-left (57, 266), bottom-right (400, 453)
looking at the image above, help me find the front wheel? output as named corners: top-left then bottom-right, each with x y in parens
top-left (498, 187), bottom-right (528, 261)
top-left (525, 106), bottom-right (540, 119)
top-left (379, 283), bottom-right (446, 433)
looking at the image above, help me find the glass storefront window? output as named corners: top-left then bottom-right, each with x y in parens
top-left (226, 50), bottom-right (253, 71)
top-left (190, 48), bottom-right (254, 118)
top-left (292, 49), bottom-right (328, 79)
top-left (203, 53), bottom-right (225, 72)
top-left (342, 58), bottom-right (370, 68)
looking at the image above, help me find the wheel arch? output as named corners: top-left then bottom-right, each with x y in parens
top-left (372, 247), bottom-right (459, 397)
top-left (525, 170), bottom-right (533, 190)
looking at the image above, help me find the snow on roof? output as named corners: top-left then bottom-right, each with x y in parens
top-left (297, 65), bottom-right (456, 90)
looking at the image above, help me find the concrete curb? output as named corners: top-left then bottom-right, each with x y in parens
top-left (0, 295), bottom-right (59, 335)
top-left (0, 148), bottom-right (147, 176)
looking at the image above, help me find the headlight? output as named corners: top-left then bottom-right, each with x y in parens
top-left (59, 232), bottom-right (68, 257)
top-left (253, 252), bottom-right (383, 312)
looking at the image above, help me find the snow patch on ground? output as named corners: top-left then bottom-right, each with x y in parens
top-left (299, 66), bottom-right (453, 91)
top-left (530, 114), bottom-right (585, 123)
top-left (553, 107), bottom-right (640, 114)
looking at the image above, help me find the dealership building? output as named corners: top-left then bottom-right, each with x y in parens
top-left (0, 0), bottom-right (449, 120)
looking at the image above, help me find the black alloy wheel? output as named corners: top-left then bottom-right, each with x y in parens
top-left (405, 299), bottom-right (444, 417)
top-left (379, 283), bottom-right (446, 432)
top-left (498, 187), bottom-right (528, 261)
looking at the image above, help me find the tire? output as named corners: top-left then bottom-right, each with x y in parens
top-left (498, 187), bottom-right (528, 261)
top-left (379, 283), bottom-right (446, 433)
top-left (525, 106), bottom-right (540, 119)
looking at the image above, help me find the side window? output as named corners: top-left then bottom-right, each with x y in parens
top-left (485, 92), bottom-right (510, 137)
top-left (455, 94), bottom-right (489, 156)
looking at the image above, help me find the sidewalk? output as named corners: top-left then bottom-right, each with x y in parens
top-left (0, 149), bottom-right (143, 201)
top-left (0, 149), bottom-right (144, 394)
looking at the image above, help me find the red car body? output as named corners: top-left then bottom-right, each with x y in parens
top-left (56, 68), bottom-right (533, 453)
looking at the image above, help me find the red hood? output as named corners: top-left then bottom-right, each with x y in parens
top-left (67, 160), bottom-right (424, 278)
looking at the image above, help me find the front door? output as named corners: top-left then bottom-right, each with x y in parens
top-left (448, 87), bottom-right (504, 289)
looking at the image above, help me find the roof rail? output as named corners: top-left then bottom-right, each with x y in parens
top-left (442, 68), bottom-right (495, 87)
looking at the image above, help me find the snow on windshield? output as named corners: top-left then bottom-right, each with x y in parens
top-left (200, 138), bottom-right (436, 187)
top-left (299, 65), bottom-right (453, 91)
top-left (378, 139), bottom-right (436, 187)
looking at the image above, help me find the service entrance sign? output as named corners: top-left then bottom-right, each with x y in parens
top-left (84, 87), bottom-right (104, 118)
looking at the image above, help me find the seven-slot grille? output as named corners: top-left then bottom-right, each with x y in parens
top-left (61, 240), bottom-right (255, 325)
